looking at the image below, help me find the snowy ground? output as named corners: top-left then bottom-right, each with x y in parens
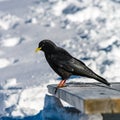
top-left (0, 0), bottom-right (120, 119)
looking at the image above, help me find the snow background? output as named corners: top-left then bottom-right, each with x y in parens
top-left (0, 0), bottom-right (120, 119)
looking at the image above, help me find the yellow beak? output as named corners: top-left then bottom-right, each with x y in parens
top-left (35, 47), bottom-right (42, 52)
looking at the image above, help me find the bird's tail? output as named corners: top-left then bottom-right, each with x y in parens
top-left (94, 74), bottom-right (110, 86)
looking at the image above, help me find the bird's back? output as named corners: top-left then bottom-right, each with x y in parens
top-left (44, 47), bottom-right (73, 79)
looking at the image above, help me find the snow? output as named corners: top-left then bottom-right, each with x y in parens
top-left (0, 13), bottom-right (20, 30)
top-left (3, 78), bottom-right (18, 89)
top-left (0, 0), bottom-right (120, 119)
top-left (66, 7), bottom-right (101, 23)
top-left (0, 58), bottom-right (10, 68)
top-left (1, 37), bottom-right (23, 47)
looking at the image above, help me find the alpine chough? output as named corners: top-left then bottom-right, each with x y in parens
top-left (35, 40), bottom-right (110, 92)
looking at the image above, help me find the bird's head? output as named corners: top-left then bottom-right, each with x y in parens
top-left (35, 40), bottom-right (57, 53)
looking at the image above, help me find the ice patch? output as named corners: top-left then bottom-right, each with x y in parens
top-left (0, 58), bottom-right (10, 68)
top-left (0, 13), bottom-right (20, 30)
top-left (0, 37), bottom-right (23, 47)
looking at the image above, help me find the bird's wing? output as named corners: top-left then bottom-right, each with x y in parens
top-left (53, 57), bottom-right (87, 72)
top-left (64, 58), bottom-right (88, 73)
top-left (52, 50), bottom-right (95, 76)
top-left (52, 48), bottom-right (87, 73)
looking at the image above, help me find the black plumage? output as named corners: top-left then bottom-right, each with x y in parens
top-left (35, 40), bottom-right (110, 92)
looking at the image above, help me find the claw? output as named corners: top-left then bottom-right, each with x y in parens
top-left (55, 87), bottom-right (58, 94)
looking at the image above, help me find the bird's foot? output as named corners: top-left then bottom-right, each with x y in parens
top-left (54, 85), bottom-right (67, 94)
top-left (54, 87), bottom-right (58, 94)
top-left (54, 80), bottom-right (67, 94)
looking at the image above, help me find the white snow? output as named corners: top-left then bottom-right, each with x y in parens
top-left (0, 58), bottom-right (10, 68)
top-left (5, 92), bottom-right (19, 108)
top-left (99, 36), bottom-right (119, 48)
top-left (66, 7), bottom-right (101, 23)
top-left (52, 0), bottom-right (69, 16)
top-left (0, 0), bottom-right (120, 119)
top-left (0, 13), bottom-right (20, 30)
top-left (3, 78), bottom-right (18, 89)
top-left (18, 86), bottom-right (47, 115)
top-left (0, 37), bottom-right (22, 47)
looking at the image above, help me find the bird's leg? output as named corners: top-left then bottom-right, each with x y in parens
top-left (58, 80), bottom-right (66, 87)
top-left (55, 80), bottom-right (66, 94)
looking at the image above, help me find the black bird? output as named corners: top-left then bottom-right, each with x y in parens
top-left (35, 40), bottom-right (110, 92)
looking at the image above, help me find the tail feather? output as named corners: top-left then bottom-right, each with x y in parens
top-left (94, 74), bottom-right (110, 86)
top-left (80, 65), bottom-right (110, 86)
